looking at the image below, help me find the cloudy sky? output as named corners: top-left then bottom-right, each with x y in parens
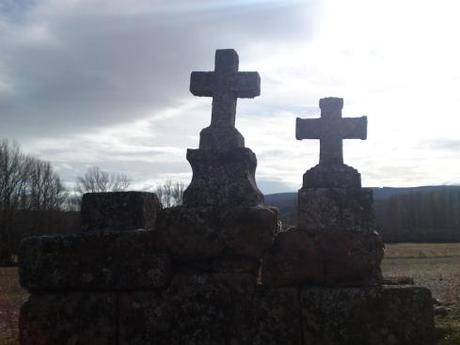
top-left (1, 0), bottom-right (459, 194)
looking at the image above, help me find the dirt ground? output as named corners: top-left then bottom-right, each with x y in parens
top-left (1, 243), bottom-right (459, 345)
top-left (383, 243), bottom-right (460, 306)
top-left (0, 267), bottom-right (27, 345)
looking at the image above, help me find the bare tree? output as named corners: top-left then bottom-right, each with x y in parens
top-left (27, 160), bottom-right (65, 211)
top-left (0, 140), bottom-right (29, 210)
top-left (0, 139), bottom-right (67, 265)
top-left (75, 166), bottom-right (131, 194)
top-left (62, 193), bottom-right (83, 212)
top-left (0, 140), bottom-right (25, 264)
top-left (155, 180), bottom-right (185, 207)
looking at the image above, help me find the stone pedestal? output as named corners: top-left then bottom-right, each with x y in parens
top-left (294, 164), bottom-right (384, 287)
top-left (297, 187), bottom-right (375, 233)
top-left (81, 191), bottom-right (161, 232)
top-left (155, 206), bottom-right (277, 275)
top-left (183, 148), bottom-right (264, 207)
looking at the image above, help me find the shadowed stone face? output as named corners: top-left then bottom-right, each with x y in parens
top-left (190, 49), bottom-right (260, 129)
top-left (296, 97), bottom-right (367, 166)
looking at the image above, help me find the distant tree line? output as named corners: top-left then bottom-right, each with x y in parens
top-left (376, 188), bottom-right (460, 242)
top-left (0, 140), bottom-right (185, 266)
top-left (0, 140), bottom-right (71, 265)
top-left (267, 188), bottom-right (460, 243)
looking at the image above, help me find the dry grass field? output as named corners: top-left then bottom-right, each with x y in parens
top-left (383, 243), bottom-right (460, 306)
top-left (0, 243), bottom-right (459, 345)
top-left (383, 243), bottom-right (460, 345)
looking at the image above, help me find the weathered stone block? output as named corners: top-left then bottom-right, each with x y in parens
top-left (81, 191), bottom-right (161, 232)
top-left (155, 206), bottom-right (276, 261)
top-left (183, 148), bottom-right (264, 207)
top-left (318, 230), bottom-right (383, 286)
top-left (301, 285), bottom-right (435, 345)
top-left (220, 206), bottom-right (276, 257)
top-left (297, 187), bottom-right (375, 233)
top-left (20, 292), bottom-right (116, 345)
top-left (156, 207), bottom-right (224, 259)
top-left (19, 229), bottom-right (172, 290)
top-left (118, 274), bottom-right (301, 345)
top-left (261, 229), bottom-right (383, 287)
top-left (261, 230), bottom-right (324, 287)
top-left (249, 286), bottom-right (302, 345)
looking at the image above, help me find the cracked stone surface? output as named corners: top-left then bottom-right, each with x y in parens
top-left (301, 285), bottom-right (435, 345)
top-left (118, 274), bottom-right (301, 345)
top-left (19, 229), bottom-right (172, 290)
top-left (20, 292), bottom-right (116, 345)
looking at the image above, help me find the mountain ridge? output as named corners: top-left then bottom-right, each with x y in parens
top-left (265, 185), bottom-right (460, 242)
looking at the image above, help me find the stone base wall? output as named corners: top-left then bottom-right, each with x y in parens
top-left (19, 280), bottom-right (434, 345)
top-left (18, 192), bottom-right (435, 345)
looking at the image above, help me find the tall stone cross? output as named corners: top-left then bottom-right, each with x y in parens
top-left (190, 49), bottom-right (260, 127)
top-left (296, 97), bottom-right (367, 166)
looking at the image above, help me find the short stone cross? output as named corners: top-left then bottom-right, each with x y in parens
top-left (190, 49), bottom-right (260, 127)
top-left (183, 49), bottom-right (264, 206)
top-left (296, 97), bottom-right (367, 165)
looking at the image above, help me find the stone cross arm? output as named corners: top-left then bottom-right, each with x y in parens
top-left (296, 117), bottom-right (367, 140)
top-left (341, 117), bottom-right (367, 139)
top-left (190, 71), bottom-right (260, 98)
